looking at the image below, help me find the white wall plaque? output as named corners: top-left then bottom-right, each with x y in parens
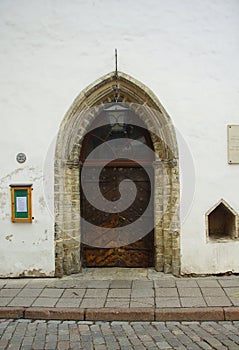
top-left (228, 125), bottom-right (239, 164)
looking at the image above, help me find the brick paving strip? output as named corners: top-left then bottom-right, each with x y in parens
top-left (0, 275), bottom-right (239, 322)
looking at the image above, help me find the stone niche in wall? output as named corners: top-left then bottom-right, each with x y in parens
top-left (206, 199), bottom-right (238, 241)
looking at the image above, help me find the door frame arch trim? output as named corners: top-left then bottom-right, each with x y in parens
top-left (54, 71), bottom-right (180, 276)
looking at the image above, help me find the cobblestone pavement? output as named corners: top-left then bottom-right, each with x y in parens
top-left (1, 319), bottom-right (239, 350)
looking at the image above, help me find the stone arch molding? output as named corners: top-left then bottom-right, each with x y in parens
top-left (54, 71), bottom-right (180, 276)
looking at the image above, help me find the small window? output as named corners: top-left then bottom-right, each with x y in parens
top-left (206, 199), bottom-right (238, 241)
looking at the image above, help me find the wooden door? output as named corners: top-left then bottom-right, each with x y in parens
top-left (80, 108), bottom-right (154, 267)
top-left (81, 164), bottom-right (154, 267)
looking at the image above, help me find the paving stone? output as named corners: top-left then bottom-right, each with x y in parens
top-left (80, 298), bottom-right (106, 308)
top-left (131, 288), bottom-right (154, 298)
top-left (39, 289), bottom-right (64, 298)
top-left (57, 340), bottom-right (70, 349)
top-left (46, 281), bottom-right (80, 289)
top-left (130, 298), bottom-right (154, 308)
top-left (17, 288), bottom-right (42, 297)
top-left (108, 289), bottom-right (131, 298)
top-left (0, 289), bottom-right (21, 297)
top-left (196, 279), bottom-right (220, 288)
top-left (45, 342), bottom-right (57, 349)
top-left (110, 280), bottom-right (132, 289)
top-left (0, 297), bottom-right (13, 306)
top-left (21, 335), bottom-right (34, 345)
top-left (84, 280), bottom-right (110, 289)
top-left (77, 321), bottom-right (93, 325)
top-left (8, 297), bottom-right (36, 307)
top-left (155, 340), bottom-right (171, 349)
top-left (85, 289), bottom-right (108, 298)
top-left (156, 297), bottom-right (181, 308)
top-left (105, 298), bottom-right (130, 308)
top-left (178, 287), bottom-right (202, 297)
top-left (56, 298), bottom-right (81, 307)
top-left (61, 289), bottom-right (86, 298)
top-left (201, 288), bottom-right (227, 297)
top-left (229, 297), bottom-right (239, 306)
top-left (154, 280), bottom-right (176, 288)
top-left (218, 279), bottom-right (239, 288)
top-left (4, 281), bottom-right (28, 289)
top-left (155, 288), bottom-right (178, 297)
top-left (0, 281), bottom-right (6, 288)
top-left (47, 320), bottom-right (62, 324)
top-left (16, 319), bottom-right (31, 323)
top-left (21, 346), bottom-right (34, 350)
top-left (32, 298), bottom-right (59, 307)
top-left (132, 280), bottom-right (154, 289)
top-left (205, 296), bottom-right (232, 307)
top-left (25, 281), bottom-right (50, 289)
top-left (176, 280), bottom-right (198, 288)
top-left (223, 287), bottom-right (239, 297)
top-left (180, 297), bottom-right (207, 307)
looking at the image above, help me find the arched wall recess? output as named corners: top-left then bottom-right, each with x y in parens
top-left (206, 199), bottom-right (239, 241)
top-left (54, 71), bottom-right (180, 276)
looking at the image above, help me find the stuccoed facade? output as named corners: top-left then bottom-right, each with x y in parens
top-left (0, 0), bottom-right (239, 277)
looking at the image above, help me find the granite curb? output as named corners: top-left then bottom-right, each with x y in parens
top-left (0, 306), bottom-right (239, 321)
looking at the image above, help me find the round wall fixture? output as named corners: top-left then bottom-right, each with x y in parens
top-left (16, 153), bottom-right (26, 164)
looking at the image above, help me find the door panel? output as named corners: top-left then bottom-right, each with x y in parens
top-left (81, 166), bottom-right (154, 267)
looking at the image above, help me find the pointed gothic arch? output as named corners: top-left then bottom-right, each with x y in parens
top-left (54, 71), bottom-right (180, 276)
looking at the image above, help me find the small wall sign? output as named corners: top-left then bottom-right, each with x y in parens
top-left (228, 125), bottom-right (239, 164)
top-left (16, 153), bottom-right (26, 164)
top-left (10, 184), bottom-right (33, 222)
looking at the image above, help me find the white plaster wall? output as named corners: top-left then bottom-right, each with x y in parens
top-left (0, 0), bottom-right (239, 276)
top-left (0, 167), bottom-right (54, 277)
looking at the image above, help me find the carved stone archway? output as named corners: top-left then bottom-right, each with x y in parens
top-left (54, 71), bottom-right (180, 276)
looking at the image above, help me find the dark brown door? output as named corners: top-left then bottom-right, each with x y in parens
top-left (80, 108), bottom-right (154, 267)
top-left (81, 164), bottom-right (154, 267)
